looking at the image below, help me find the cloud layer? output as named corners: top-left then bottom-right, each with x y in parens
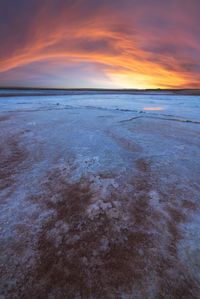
top-left (0, 0), bottom-right (200, 88)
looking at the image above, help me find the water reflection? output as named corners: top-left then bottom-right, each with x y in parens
top-left (143, 107), bottom-right (165, 111)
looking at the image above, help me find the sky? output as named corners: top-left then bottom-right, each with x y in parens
top-left (0, 0), bottom-right (200, 89)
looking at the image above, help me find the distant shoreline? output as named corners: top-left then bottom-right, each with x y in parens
top-left (0, 88), bottom-right (200, 97)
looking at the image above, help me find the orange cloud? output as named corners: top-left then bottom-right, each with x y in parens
top-left (0, 0), bottom-right (200, 88)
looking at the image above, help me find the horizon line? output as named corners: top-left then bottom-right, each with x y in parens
top-left (1, 87), bottom-right (200, 91)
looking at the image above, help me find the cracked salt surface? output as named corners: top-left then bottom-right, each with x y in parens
top-left (0, 91), bottom-right (200, 298)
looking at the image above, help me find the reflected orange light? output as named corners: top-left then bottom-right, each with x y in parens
top-left (143, 107), bottom-right (165, 111)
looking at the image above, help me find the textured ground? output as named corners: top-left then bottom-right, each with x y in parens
top-left (0, 92), bottom-right (200, 298)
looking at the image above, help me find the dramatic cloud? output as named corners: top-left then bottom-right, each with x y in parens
top-left (0, 0), bottom-right (200, 88)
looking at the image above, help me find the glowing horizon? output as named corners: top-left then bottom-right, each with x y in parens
top-left (1, 0), bottom-right (200, 89)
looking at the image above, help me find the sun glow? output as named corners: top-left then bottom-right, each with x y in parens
top-left (0, 0), bottom-right (200, 88)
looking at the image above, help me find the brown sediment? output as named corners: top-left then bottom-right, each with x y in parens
top-left (106, 130), bottom-right (143, 153)
top-left (182, 199), bottom-right (197, 210)
top-left (0, 134), bottom-right (28, 191)
top-left (135, 158), bottom-right (151, 172)
top-left (0, 115), bottom-right (10, 122)
top-left (17, 160), bottom-right (199, 298)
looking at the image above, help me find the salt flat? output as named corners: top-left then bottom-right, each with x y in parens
top-left (0, 91), bottom-right (200, 298)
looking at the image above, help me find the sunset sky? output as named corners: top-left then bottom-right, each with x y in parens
top-left (0, 0), bottom-right (200, 89)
